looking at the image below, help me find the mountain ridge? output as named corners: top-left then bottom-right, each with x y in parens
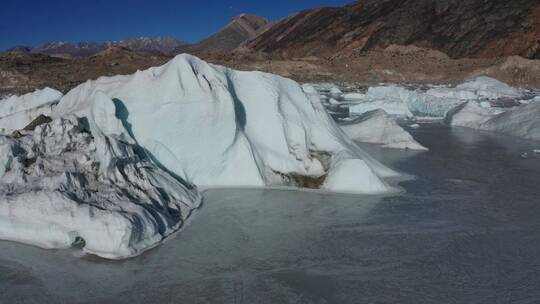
top-left (9, 37), bottom-right (191, 57)
top-left (180, 14), bottom-right (270, 55)
top-left (245, 0), bottom-right (540, 60)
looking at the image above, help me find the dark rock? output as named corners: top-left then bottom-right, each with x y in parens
top-left (23, 114), bottom-right (52, 131)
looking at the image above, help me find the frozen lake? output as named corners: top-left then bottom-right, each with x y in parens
top-left (1, 125), bottom-right (540, 303)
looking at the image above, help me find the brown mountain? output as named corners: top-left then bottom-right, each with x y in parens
top-left (245, 0), bottom-right (540, 59)
top-left (0, 49), bottom-right (170, 95)
top-left (183, 14), bottom-right (270, 55)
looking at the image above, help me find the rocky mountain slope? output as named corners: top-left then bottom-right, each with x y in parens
top-left (0, 48), bottom-right (170, 95)
top-left (245, 0), bottom-right (540, 59)
top-left (182, 14), bottom-right (270, 55)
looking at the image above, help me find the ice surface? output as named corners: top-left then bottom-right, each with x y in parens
top-left (349, 85), bottom-right (464, 118)
top-left (0, 101), bottom-right (201, 258)
top-left (446, 101), bottom-right (540, 142)
top-left (445, 101), bottom-right (498, 128)
top-left (0, 55), bottom-right (400, 259)
top-left (0, 88), bottom-right (63, 134)
top-left (453, 76), bottom-right (522, 99)
top-left (348, 77), bottom-right (526, 118)
top-left (340, 109), bottom-right (428, 150)
top-left (55, 54), bottom-right (399, 192)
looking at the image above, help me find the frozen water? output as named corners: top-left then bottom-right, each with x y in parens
top-left (447, 101), bottom-right (540, 142)
top-left (340, 109), bottom-right (428, 150)
top-left (311, 77), bottom-right (532, 119)
top-left (0, 88), bottom-right (63, 134)
top-left (55, 55), bottom-right (399, 193)
top-left (0, 113), bottom-right (201, 259)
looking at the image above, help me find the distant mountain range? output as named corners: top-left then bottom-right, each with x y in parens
top-left (7, 14), bottom-right (270, 57)
top-left (8, 37), bottom-right (191, 57)
top-left (3, 1), bottom-right (540, 96)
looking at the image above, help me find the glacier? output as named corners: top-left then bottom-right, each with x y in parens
top-left (54, 55), bottom-right (399, 191)
top-left (340, 110), bottom-right (428, 151)
top-left (0, 99), bottom-right (201, 259)
top-left (348, 76), bottom-right (526, 118)
top-left (0, 87), bottom-right (63, 134)
top-left (0, 54), bottom-right (400, 259)
top-left (446, 101), bottom-right (540, 142)
top-left (309, 76), bottom-right (539, 144)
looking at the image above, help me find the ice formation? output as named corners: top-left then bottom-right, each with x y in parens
top-left (0, 91), bottom-right (202, 259)
top-left (452, 76), bottom-right (521, 99)
top-left (55, 55), bottom-right (398, 191)
top-left (348, 77), bottom-right (525, 118)
top-left (340, 110), bottom-right (428, 150)
top-left (0, 54), bottom-right (400, 259)
top-left (0, 88), bottom-right (63, 134)
top-left (446, 101), bottom-right (540, 142)
top-left (349, 85), bottom-right (464, 118)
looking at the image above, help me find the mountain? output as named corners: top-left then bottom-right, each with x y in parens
top-left (12, 37), bottom-right (191, 57)
top-left (31, 41), bottom-right (106, 57)
top-left (183, 14), bottom-right (270, 55)
top-left (8, 13), bottom-right (269, 57)
top-left (6, 46), bottom-right (32, 53)
top-left (245, 0), bottom-right (540, 59)
top-left (115, 37), bottom-right (190, 55)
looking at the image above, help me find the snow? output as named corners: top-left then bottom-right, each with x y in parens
top-left (446, 101), bottom-right (540, 142)
top-left (340, 110), bottom-right (428, 151)
top-left (0, 54), bottom-right (401, 259)
top-left (0, 88), bottom-right (63, 134)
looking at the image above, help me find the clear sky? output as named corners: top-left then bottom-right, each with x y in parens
top-left (0, 0), bottom-right (352, 51)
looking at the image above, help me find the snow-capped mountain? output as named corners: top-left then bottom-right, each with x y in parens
top-left (10, 37), bottom-right (191, 57)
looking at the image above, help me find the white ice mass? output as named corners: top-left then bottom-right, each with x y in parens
top-left (348, 76), bottom-right (525, 118)
top-left (0, 87), bottom-right (63, 134)
top-left (0, 54), bottom-right (400, 259)
top-left (340, 110), bottom-right (428, 150)
top-left (446, 101), bottom-right (540, 142)
top-left (311, 76), bottom-right (539, 144)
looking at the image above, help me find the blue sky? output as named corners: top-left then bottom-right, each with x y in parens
top-left (0, 0), bottom-right (352, 50)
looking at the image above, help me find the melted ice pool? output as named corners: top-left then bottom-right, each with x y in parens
top-left (1, 126), bottom-right (540, 303)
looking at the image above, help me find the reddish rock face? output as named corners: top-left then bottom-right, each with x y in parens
top-left (246, 0), bottom-right (540, 59)
top-left (181, 14), bottom-right (271, 55)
